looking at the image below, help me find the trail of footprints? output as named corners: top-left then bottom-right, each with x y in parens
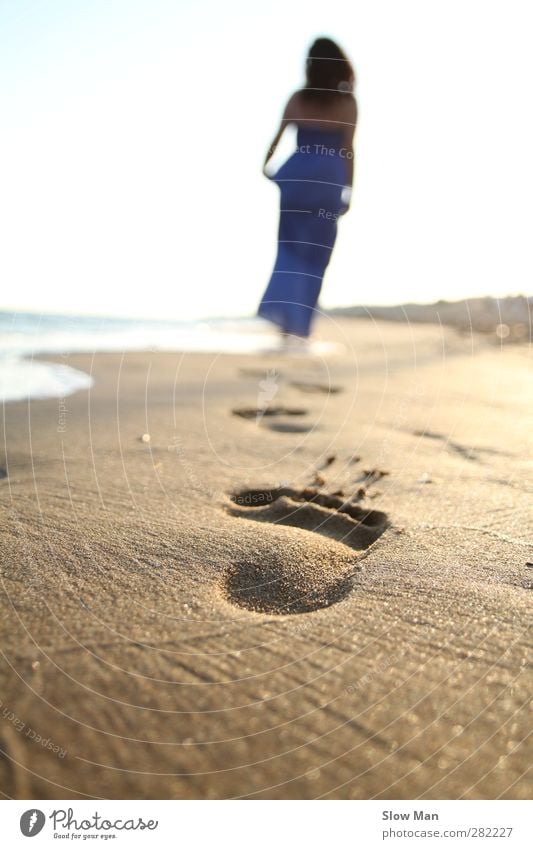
top-left (224, 369), bottom-right (390, 615)
top-left (232, 406), bottom-right (311, 433)
top-left (232, 370), bottom-right (342, 433)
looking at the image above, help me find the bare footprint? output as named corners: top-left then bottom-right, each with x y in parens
top-left (229, 486), bottom-right (387, 539)
top-left (232, 406), bottom-right (307, 420)
top-left (232, 406), bottom-right (313, 433)
top-left (290, 381), bottom-right (343, 394)
top-left (411, 429), bottom-right (510, 462)
top-left (224, 557), bottom-right (356, 615)
top-left (267, 422), bottom-right (313, 434)
top-left (222, 487), bottom-right (389, 614)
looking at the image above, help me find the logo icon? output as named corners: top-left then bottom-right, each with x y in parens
top-left (20, 810), bottom-right (45, 837)
top-left (256, 369), bottom-right (280, 422)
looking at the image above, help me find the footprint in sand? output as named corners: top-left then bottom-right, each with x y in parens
top-left (232, 406), bottom-right (307, 420)
top-left (412, 429), bottom-right (513, 462)
top-left (238, 368), bottom-right (284, 379)
top-left (290, 381), bottom-right (343, 394)
top-left (232, 406), bottom-right (313, 433)
top-left (237, 370), bottom-right (342, 396)
top-left (222, 487), bottom-right (389, 615)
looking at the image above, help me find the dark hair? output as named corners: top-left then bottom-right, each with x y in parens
top-left (304, 37), bottom-right (355, 97)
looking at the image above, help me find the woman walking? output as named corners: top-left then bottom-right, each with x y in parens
top-left (258, 37), bottom-right (357, 343)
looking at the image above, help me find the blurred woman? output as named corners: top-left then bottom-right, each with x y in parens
top-left (258, 37), bottom-right (357, 343)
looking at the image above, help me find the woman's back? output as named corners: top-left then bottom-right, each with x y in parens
top-left (258, 37), bottom-right (356, 339)
top-left (286, 89), bottom-right (356, 136)
top-left (273, 91), bottom-right (356, 185)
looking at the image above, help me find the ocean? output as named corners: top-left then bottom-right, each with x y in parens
top-left (0, 311), bottom-right (285, 402)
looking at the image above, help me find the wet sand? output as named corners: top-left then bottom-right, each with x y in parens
top-left (0, 318), bottom-right (531, 799)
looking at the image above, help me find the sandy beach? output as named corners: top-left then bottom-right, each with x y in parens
top-left (0, 317), bottom-right (531, 800)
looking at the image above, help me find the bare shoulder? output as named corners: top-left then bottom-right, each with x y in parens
top-left (341, 93), bottom-right (357, 124)
top-left (282, 90), bottom-right (304, 120)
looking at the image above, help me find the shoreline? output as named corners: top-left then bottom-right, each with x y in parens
top-left (1, 298), bottom-right (530, 403)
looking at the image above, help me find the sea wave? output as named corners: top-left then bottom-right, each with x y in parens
top-left (0, 313), bottom-right (284, 402)
top-left (0, 355), bottom-right (94, 403)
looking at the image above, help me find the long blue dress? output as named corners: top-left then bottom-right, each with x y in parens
top-left (258, 127), bottom-right (348, 337)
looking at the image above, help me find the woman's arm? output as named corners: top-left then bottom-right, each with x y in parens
top-left (341, 95), bottom-right (358, 189)
top-left (263, 93), bottom-right (298, 174)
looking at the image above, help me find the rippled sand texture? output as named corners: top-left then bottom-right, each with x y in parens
top-left (0, 318), bottom-right (531, 799)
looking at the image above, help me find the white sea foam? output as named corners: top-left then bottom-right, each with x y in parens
top-left (0, 313), bottom-right (339, 402)
top-left (0, 355), bottom-right (94, 403)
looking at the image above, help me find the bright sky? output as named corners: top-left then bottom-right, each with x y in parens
top-left (1, 0), bottom-right (532, 320)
